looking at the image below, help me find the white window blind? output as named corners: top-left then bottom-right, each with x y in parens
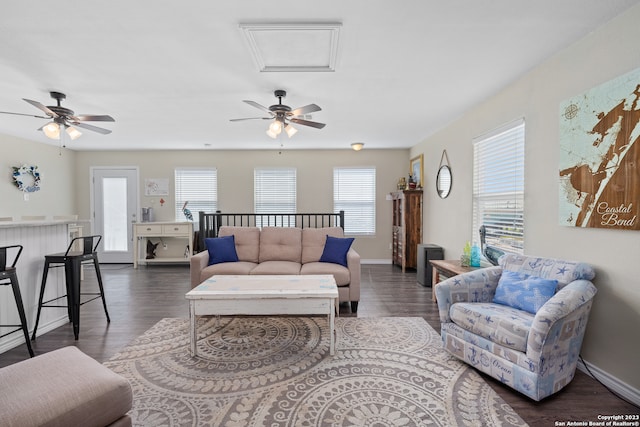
top-left (334, 167), bottom-right (376, 236)
top-left (472, 119), bottom-right (525, 254)
top-left (174, 168), bottom-right (217, 223)
top-left (254, 168), bottom-right (296, 226)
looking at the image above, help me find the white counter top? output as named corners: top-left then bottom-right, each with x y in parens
top-left (0, 219), bottom-right (80, 229)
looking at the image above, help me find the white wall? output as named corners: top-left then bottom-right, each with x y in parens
top-left (0, 135), bottom-right (76, 218)
top-left (74, 149), bottom-right (410, 260)
top-left (413, 5), bottom-right (640, 397)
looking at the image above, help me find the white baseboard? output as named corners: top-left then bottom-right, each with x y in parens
top-left (578, 358), bottom-right (640, 407)
top-left (361, 259), bottom-right (392, 264)
top-left (0, 316), bottom-right (67, 355)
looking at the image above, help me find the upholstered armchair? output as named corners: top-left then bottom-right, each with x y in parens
top-left (435, 254), bottom-right (597, 401)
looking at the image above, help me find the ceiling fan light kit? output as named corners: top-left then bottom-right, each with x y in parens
top-left (232, 90), bottom-right (325, 140)
top-left (0, 91), bottom-right (114, 142)
top-left (284, 123), bottom-right (297, 137)
top-left (66, 125), bottom-right (82, 140)
top-left (43, 122), bottom-right (60, 139)
top-left (42, 122), bottom-right (83, 141)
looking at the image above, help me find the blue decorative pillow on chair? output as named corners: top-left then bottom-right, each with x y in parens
top-left (319, 235), bottom-right (354, 267)
top-left (205, 235), bottom-right (239, 265)
top-left (493, 270), bottom-right (558, 314)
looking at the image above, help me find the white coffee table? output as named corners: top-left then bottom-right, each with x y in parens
top-left (185, 275), bottom-right (339, 357)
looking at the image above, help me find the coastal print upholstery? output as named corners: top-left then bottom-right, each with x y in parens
top-left (449, 302), bottom-right (534, 352)
top-left (435, 254), bottom-right (597, 401)
top-left (492, 271), bottom-right (558, 314)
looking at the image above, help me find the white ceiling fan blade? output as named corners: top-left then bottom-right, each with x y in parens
top-left (23, 98), bottom-right (58, 117)
top-left (243, 100), bottom-right (273, 114)
top-left (290, 117), bottom-right (326, 129)
top-left (230, 117), bottom-right (272, 122)
top-left (74, 114), bottom-right (115, 122)
top-left (0, 110), bottom-right (49, 119)
top-left (72, 121), bottom-right (112, 135)
top-left (291, 104), bottom-right (321, 116)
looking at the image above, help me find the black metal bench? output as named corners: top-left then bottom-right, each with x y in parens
top-left (196, 210), bottom-right (344, 252)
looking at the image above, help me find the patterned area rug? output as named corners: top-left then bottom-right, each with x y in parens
top-left (105, 317), bottom-right (528, 426)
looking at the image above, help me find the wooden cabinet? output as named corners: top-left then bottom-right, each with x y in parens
top-left (391, 190), bottom-right (423, 271)
top-left (133, 222), bottom-right (193, 268)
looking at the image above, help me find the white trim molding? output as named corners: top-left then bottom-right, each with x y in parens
top-left (578, 359), bottom-right (640, 407)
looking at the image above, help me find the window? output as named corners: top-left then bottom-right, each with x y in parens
top-left (334, 167), bottom-right (376, 235)
top-left (254, 167), bottom-right (296, 226)
top-left (472, 119), bottom-right (525, 254)
top-left (174, 168), bottom-right (217, 223)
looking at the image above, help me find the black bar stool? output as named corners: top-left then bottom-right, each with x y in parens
top-left (32, 235), bottom-right (110, 340)
top-left (0, 245), bottom-right (34, 357)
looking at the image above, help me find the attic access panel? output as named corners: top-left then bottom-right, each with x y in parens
top-left (239, 23), bottom-right (341, 72)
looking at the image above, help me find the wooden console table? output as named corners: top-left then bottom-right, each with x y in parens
top-left (133, 222), bottom-right (193, 268)
top-left (430, 259), bottom-right (481, 302)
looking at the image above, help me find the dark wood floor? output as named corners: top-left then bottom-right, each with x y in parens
top-left (1, 264), bottom-right (637, 426)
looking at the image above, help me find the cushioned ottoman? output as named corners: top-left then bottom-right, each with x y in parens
top-left (0, 346), bottom-right (132, 427)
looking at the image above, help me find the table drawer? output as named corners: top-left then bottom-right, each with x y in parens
top-left (136, 224), bottom-right (163, 235)
top-left (162, 224), bottom-right (190, 235)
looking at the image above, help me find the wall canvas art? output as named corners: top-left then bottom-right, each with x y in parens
top-left (559, 67), bottom-right (640, 230)
top-left (144, 178), bottom-right (169, 196)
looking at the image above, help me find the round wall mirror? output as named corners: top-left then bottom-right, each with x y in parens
top-left (436, 165), bottom-right (452, 198)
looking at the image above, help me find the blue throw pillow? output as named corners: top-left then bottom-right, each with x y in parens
top-left (205, 235), bottom-right (239, 265)
top-left (319, 235), bottom-right (354, 267)
top-left (493, 270), bottom-right (558, 314)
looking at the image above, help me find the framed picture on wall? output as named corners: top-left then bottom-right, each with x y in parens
top-left (144, 178), bottom-right (169, 196)
top-left (410, 154), bottom-right (424, 188)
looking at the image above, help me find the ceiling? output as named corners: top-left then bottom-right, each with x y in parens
top-left (0, 1), bottom-right (638, 151)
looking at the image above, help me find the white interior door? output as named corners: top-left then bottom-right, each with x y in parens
top-left (92, 167), bottom-right (138, 263)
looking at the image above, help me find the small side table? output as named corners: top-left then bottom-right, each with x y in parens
top-left (430, 259), bottom-right (481, 302)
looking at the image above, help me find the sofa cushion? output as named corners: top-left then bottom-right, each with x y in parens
top-left (0, 346), bottom-right (132, 427)
top-left (449, 302), bottom-right (534, 353)
top-left (259, 227), bottom-right (302, 263)
top-left (250, 260), bottom-right (302, 275)
top-left (301, 227), bottom-right (345, 264)
top-left (200, 261), bottom-right (258, 281)
top-left (319, 236), bottom-right (354, 267)
top-left (300, 262), bottom-right (351, 286)
top-left (493, 271), bottom-right (558, 314)
top-left (219, 226), bottom-right (260, 263)
top-left (205, 236), bottom-right (239, 265)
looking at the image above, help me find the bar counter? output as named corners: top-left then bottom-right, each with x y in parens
top-left (0, 219), bottom-right (80, 353)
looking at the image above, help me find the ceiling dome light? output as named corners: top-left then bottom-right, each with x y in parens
top-left (351, 142), bottom-right (365, 151)
top-left (43, 122), bottom-right (60, 140)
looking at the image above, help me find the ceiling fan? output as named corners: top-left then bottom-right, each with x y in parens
top-left (0, 91), bottom-right (114, 141)
top-left (230, 90), bottom-right (325, 138)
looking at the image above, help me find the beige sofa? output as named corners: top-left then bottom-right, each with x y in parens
top-left (190, 226), bottom-right (361, 312)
